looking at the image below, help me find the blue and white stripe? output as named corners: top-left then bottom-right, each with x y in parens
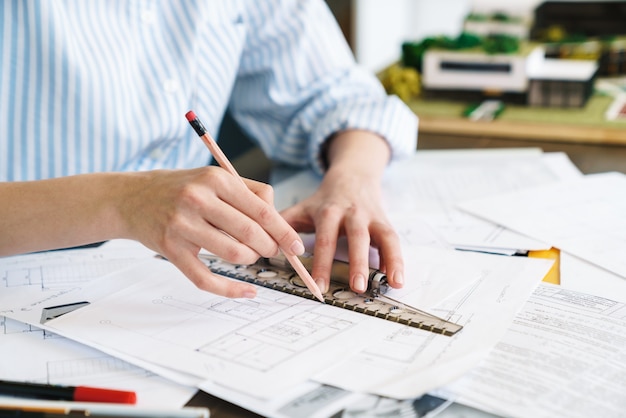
top-left (0, 0), bottom-right (417, 182)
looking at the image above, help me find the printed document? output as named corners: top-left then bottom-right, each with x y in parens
top-left (438, 283), bottom-right (626, 418)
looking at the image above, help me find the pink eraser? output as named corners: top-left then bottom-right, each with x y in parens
top-left (185, 110), bottom-right (196, 122)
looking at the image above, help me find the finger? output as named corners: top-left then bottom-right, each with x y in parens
top-left (371, 221), bottom-right (404, 289)
top-left (220, 185), bottom-right (305, 257)
top-left (310, 206), bottom-right (342, 293)
top-left (155, 197), bottom-right (263, 265)
top-left (201, 197), bottom-right (280, 259)
top-left (190, 169), bottom-right (301, 258)
top-left (377, 244), bottom-right (386, 273)
top-left (191, 224), bottom-right (263, 265)
top-left (243, 178), bottom-right (274, 205)
top-left (167, 248), bottom-right (258, 299)
top-left (344, 211), bottom-right (371, 294)
top-left (279, 205), bottom-right (316, 233)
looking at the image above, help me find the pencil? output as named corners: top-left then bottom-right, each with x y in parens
top-left (185, 110), bottom-right (325, 302)
top-left (0, 398), bottom-right (209, 418)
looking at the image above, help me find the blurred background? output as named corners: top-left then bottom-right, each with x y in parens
top-left (328, 0), bottom-right (548, 72)
top-left (223, 0), bottom-right (626, 179)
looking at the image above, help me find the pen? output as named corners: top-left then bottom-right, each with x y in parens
top-left (185, 110), bottom-right (325, 302)
top-left (0, 380), bottom-right (136, 404)
top-left (0, 399), bottom-right (209, 418)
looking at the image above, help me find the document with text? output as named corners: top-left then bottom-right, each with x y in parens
top-left (438, 282), bottom-right (626, 418)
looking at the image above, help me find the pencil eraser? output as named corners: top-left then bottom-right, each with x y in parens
top-left (185, 110), bottom-right (197, 122)
top-left (74, 386), bottom-right (137, 404)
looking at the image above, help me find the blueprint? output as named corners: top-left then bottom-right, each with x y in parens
top-left (0, 241), bottom-right (195, 407)
top-left (10, 246), bottom-right (554, 400)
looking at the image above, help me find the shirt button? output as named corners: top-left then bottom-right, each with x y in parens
top-left (163, 79), bottom-right (179, 93)
top-left (141, 10), bottom-right (156, 24)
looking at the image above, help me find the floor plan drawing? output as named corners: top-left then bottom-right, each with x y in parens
top-left (39, 249), bottom-right (553, 400)
top-left (0, 315), bottom-right (195, 406)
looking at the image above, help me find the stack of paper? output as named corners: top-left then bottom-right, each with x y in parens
top-left (2, 149), bottom-right (625, 418)
top-left (434, 171), bottom-right (626, 417)
top-left (0, 240), bottom-right (198, 408)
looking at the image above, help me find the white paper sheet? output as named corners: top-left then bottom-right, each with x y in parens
top-left (36, 258), bottom-right (390, 399)
top-left (142, 241), bottom-right (555, 416)
top-left (0, 316), bottom-right (195, 407)
top-left (35, 248), bottom-right (552, 402)
top-left (198, 380), bottom-right (361, 418)
top-left (0, 239), bottom-right (155, 310)
top-left (559, 253), bottom-right (626, 301)
top-left (458, 171), bottom-right (626, 279)
top-left (312, 251), bottom-right (553, 399)
top-left (438, 283), bottom-right (626, 418)
top-left (0, 241), bottom-right (197, 408)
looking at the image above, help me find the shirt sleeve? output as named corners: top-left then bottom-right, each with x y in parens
top-left (229, 0), bottom-right (418, 174)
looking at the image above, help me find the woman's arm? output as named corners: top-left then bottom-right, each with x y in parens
top-left (0, 167), bottom-right (306, 298)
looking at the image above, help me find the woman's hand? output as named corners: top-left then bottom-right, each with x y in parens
top-left (280, 130), bottom-right (405, 294)
top-left (118, 167), bottom-right (306, 298)
top-left (0, 167), bottom-right (306, 299)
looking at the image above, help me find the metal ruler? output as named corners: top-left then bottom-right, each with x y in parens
top-left (199, 254), bottom-right (463, 337)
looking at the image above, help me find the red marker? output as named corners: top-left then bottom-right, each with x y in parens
top-left (0, 379), bottom-right (137, 404)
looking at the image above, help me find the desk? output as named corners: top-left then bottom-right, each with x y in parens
top-left (410, 97), bottom-right (626, 146)
top-left (185, 131), bottom-right (625, 417)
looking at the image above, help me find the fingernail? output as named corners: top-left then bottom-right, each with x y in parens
top-left (290, 239), bottom-right (305, 255)
top-left (394, 272), bottom-right (404, 286)
top-left (315, 279), bottom-right (327, 294)
top-left (242, 289), bottom-right (257, 299)
top-left (354, 274), bottom-right (366, 293)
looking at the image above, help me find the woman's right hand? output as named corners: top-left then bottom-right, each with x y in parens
top-left (116, 167), bottom-right (306, 298)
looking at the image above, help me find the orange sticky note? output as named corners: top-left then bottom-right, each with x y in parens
top-left (528, 248), bottom-right (560, 285)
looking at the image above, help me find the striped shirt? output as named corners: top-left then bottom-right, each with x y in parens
top-left (0, 0), bottom-right (417, 182)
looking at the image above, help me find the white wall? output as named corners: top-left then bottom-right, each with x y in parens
top-left (352, 0), bottom-right (542, 72)
top-left (353, 0), bottom-right (470, 72)
top-left (471, 0), bottom-right (543, 17)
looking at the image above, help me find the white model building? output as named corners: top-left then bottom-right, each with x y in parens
top-left (527, 58), bottom-right (598, 107)
top-left (422, 44), bottom-right (545, 93)
top-left (421, 44), bottom-right (598, 108)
